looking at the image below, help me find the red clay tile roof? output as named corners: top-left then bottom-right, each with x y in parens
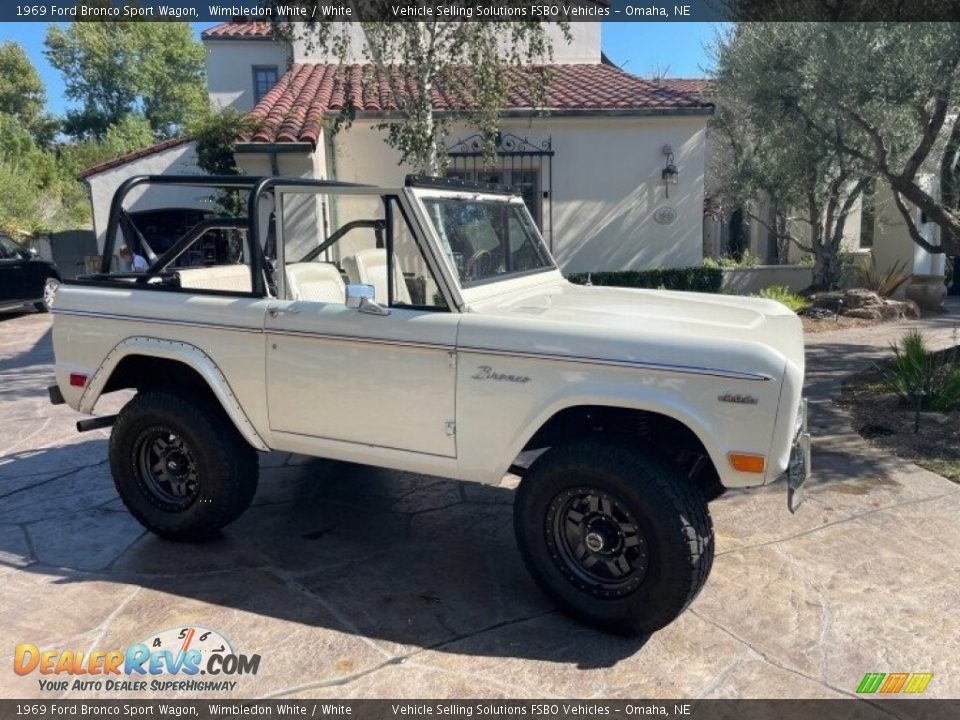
top-left (79, 137), bottom-right (193, 179)
top-left (202, 22), bottom-right (274, 39)
top-left (658, 78), bottom-right (714, 96)
top-left (248, 63), bottom-right (713, 146)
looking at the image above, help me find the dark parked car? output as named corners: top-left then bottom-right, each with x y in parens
top-left (0, 235), bottom-right (61, 313)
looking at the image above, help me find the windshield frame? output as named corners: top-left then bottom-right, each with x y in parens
top-left (407, 188), bottom-right (559, 294)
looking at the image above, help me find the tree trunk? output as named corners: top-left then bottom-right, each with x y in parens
top-left (424, 102), bottom-right (438, 175)
top-left (811, 244), bottom-right (837, 291)
top-left (774, 211), bottom-right (790, 264)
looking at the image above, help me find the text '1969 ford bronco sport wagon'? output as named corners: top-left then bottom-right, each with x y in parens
top-left (49, 175), bottom-right (810, 633)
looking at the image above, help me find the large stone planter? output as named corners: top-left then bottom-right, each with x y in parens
top-left (904, 275), bottom-right (947, 312)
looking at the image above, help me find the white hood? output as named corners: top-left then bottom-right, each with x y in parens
top-left (461, 281), bottom-right (805, 381)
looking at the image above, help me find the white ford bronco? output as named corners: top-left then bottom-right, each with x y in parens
top-left (50, 175), bottom-right (809, 633)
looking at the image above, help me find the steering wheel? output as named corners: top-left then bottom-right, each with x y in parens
top-left (463, 249), bottom-right (493, 280)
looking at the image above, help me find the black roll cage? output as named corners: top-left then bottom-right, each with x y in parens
top-left (100, 175), bottom-right (370, 297)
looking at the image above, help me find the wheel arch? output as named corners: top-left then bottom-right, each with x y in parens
top-left (79, 337), bottom-right (268, 451)
top-left (507, 400), bottom-right (726, 501)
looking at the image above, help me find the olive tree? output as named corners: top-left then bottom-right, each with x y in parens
top-left (714, 20), bottom-right (960, 266)
top-left (789, 23), bottom-right (960, 256)
top-left (710, 24), bottom-right (871, 289)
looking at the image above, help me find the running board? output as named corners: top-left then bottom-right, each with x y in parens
top-left (76, 415), bottom-right (118, 433)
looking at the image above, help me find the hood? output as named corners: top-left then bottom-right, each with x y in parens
top-left (463, 282), bottom-right (805, 379)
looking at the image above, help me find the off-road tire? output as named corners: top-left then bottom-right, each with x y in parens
top-left (514, 439), bottom-right (714, 634)
top-left (110, 390), bottom-right (258, 542)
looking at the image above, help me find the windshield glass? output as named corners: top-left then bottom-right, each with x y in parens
top-left (422, 197), bottom-right (554, 286)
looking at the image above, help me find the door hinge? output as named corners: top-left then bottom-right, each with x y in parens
top-left (447, 350), bottom-right (457, 368)
top-left (445, 421), bottom-right (456, 437)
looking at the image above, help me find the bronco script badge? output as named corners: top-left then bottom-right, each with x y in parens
top-left (472, 365), bottom-right (531, 384)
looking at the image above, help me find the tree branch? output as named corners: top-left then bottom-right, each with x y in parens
top-left (939, 111), bottom-right (960, 213)
top-left (890, 189), bottom-right (945, 254)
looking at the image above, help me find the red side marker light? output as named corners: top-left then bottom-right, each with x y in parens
top-left (69, 373), bottom-right (88, 388)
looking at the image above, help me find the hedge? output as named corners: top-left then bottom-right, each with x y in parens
top-left (566, 267), bottom-right (723, 293)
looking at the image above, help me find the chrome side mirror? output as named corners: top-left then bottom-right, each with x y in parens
top-left (345, 283), bottom-right (390, 316)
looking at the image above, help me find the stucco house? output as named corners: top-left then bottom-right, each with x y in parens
top-left (83, 21), bottom-right (714, 274)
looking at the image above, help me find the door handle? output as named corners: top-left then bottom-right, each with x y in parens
top-left (268, 307), bottom-right (301, 318)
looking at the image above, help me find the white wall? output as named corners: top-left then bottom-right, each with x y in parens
top-left (292, 22), bottom-right (599, 65)
top-left (86, 142), bottom-right (213, 253)
top-left (871, 179), bottom-right (946, 278)
top-left (234, 141), bottom-right (327, 262)
top-left (327, 114), bottom-right (708, 272)
top-left (204, 39), bottom-right (290, 111)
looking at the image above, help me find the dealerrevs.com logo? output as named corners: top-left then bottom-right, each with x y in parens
top-left (14, 626), bottom-right (260, 693)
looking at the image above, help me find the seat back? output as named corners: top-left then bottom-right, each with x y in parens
top-left (177, 265), bottom-right (252, 293)
top-left (342, 248), bottom-right (412, 305)
top-left (285, 262), bottom-right (345, 303)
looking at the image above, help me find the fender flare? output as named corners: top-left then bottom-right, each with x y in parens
top-left (493, 391), bottom-right (726, 484)
top-left (78, 336), bottom-right (269, 451)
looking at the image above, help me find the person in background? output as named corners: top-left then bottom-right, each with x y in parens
top-left (118, 245), bottom-right (148, 273)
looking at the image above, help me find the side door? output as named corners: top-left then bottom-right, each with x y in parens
top-left (0, 237), bottom-right (28, 304)
top-left (264, 186), bottom-right (460, 459)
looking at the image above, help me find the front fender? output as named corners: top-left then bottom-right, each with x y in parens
top-left (75, 336), bottom-right (268, 451)
top-left (455, 358), bottom-right (782, 488)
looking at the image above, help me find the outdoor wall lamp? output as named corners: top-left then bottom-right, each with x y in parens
top-left (661, 144), bottom-right (679, 197)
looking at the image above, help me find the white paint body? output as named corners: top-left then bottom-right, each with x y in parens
top-left (52, 185), bottom-right (805, 491)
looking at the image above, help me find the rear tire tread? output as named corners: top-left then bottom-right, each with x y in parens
top-left (110, 390), bottom-right (258, 542)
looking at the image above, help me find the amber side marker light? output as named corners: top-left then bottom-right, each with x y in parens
top-left (728, 453), bottom-right (766, 473)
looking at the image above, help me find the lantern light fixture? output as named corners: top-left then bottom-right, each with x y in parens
top-left (661, 144), bottom-right (679, 197)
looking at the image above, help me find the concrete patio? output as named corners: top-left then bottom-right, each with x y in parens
top-left (1, 307), bottom-right (958, 703)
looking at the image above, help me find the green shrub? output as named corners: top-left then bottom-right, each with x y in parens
top-left (757, 285), bottom-right (811, 313)
top-left (882, 330), bottom-right (960, 411)
top-left (567, 267), bottom-right (723, 293)
top-left (702, 249), bottom-right (762, 269)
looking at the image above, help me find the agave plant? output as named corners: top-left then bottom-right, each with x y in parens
top-left (856, 258), bottom-right (911, 298)
top-left (881, 330), bottom-right (960, 414)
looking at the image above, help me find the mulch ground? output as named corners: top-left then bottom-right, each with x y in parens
top-left (837, 348), bottom-right (960, 483)
top-left (801, 315), bottom-right (893, 334)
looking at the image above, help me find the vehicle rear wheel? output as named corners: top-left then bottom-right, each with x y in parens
top-left (35, 277), bottom-right (59, 312)
top-left (110, 390), bottom-right (258, 541)
top-left (514, 439), bottom-right (714, 634)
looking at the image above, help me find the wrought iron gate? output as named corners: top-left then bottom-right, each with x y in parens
top-left (444, 132), bottom-right (555, 251)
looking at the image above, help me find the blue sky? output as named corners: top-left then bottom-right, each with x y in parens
top-left (0, 22), bottom-right (721, 116)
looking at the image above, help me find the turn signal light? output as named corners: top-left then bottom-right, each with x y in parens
top-left (69, 373), bottom-right (88, 388)
top-left (728, 452), bottom-right (766, 474)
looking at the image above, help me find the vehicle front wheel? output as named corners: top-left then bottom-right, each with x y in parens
top-left (109, 390), bottom-right (259, 541)
top-left (35, 277), bottom-right (59, 312)
top-left (514, 439), bottom-right (714, 634)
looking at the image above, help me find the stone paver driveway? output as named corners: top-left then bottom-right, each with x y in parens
top-left (1, 309), bottom-right (958, 701)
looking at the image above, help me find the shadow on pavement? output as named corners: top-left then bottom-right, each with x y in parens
top-left (1, 431), bottom-right (649, 668)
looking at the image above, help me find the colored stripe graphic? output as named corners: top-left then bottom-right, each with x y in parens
top-left (880, 673), bottom-right (910, 693)
top-left (857, 673), bottom-right (885, 694)
top-left (903, 673), bottom-right (934, 694)
top-left (857, 672), bottom-right (933, 694)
